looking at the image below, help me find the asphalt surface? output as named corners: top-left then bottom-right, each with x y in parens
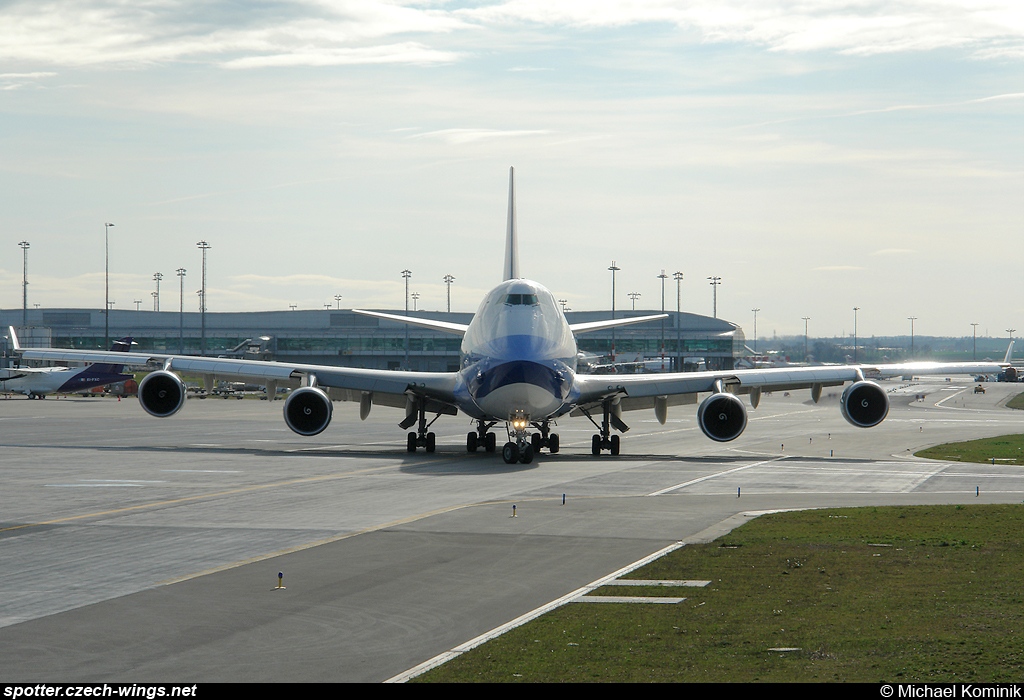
top-left (1, 379), bottom-right (1022, 682)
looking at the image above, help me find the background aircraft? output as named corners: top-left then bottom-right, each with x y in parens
top-left (11, 169), bottom-right (1011, 462)
top-left (2, 336), bottom-right (135, 399)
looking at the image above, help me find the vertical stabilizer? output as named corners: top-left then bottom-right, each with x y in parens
top-left (503, 166), bottom-right (520, 280)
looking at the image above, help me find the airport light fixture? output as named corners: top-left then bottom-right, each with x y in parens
top-left (707, 276), bottom-right (721, 318)
top-left (971, 322), bottom-right (979, 361)
top-left (558, 298), bottom-right (567, 312)
top-left (1009, 329), bottom-right (1017, 344)
top-left (658, 270), bottom-right (668, 367)
top-left (853, 307), bottom-right (860, 363)
top-left (401, 269), bottom-right (412, 367)
top-left (134, 299), bottom-right (142, 311)
top-left (411, 292), bottom-right (420, 312)
top-left (153, 272), bottom-right (163, 312)
top-left (197, 241), bottom-right (211, 355)
top-left (802, 317), bottom-right (811, 361)
top-left (104, 223), bottom-right (114, 347)
top-left (176, 268), bottom-right (186, 354)
top-left (289, 304), bottom-right (297, 311)
top-left (335, 294), bottom-right (343, 310)
top-left (628, 291), bottom-right (641, 311)
top-left (443, 274), bottom-right (454, 313)
top-left (18, 240), bottom-right (29, 327)
top-left (608, 261), bottom-right (620, 360)
top-left (751, 308), bottom-right (761, 353)
top-left (908, 317), bottom-right (917, 357)
top-left (673, 272), bottom-right (683, 371)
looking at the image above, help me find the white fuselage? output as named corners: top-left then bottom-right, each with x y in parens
top-left (454, 279), bottom-right (579, 422)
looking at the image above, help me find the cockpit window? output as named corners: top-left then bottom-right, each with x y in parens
top-left (504, 293), bottom-right (538, 306)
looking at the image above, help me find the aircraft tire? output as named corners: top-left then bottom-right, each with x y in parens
top-left (549, 433), bottom-right (560, 453)
top-left (426, 432), bottom-right (436, 453)
top-left (591, 434), bottom-right (601, 455)
top-left (520, 444), bottom-right (534, 464)
top-left (486, 433), bottom-right (496, 452)
top-left (502, 441), bottom-right (519, 464)
top-left (467, 432), bottom-right (478, 452)
top-left (531, 433), bottom-right (542, 453)
top-left (407, 432), bottom-right (417, 453)
top-left (610, 434), bottom-right (620, 456)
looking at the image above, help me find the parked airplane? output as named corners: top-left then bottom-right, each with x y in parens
top-left (2, 337), bottom-right (135, 399)
top-left (10, 169), bottom-right (1013, 462)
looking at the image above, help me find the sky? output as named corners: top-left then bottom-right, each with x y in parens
top-left (1, 0), bottom-right (1022, 340)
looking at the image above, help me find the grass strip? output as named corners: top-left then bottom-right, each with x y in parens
top-left (416, 504), bottom-right (1023, 683)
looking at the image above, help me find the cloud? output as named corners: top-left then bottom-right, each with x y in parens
top-left (408, 128), bottom-right (552, 144)
top-left (813, 265), bottom-right (864, 271)
top-left (1, 1), bottom-right (1020, 70)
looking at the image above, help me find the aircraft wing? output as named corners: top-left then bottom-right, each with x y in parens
top-left (574, 359), bottom-right (1007, 409)
top-left (352, 310), bottom-right (469, 335)
top-left (0, 366), bottom-right (68, 379)
top-left (15, 344), bottom-right (458, 407)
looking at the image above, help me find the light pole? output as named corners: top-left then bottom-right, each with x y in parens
top-left (658, 270), bottom-right (667, 368)
top-left (104, 223), bottom-right (114, 347)
top-left (401, 269), bottom-right (412, 368)
top-left (197, 241), bottom-right (211, 355)
top-left (628, 291), bottom-right (640, 311)
top-left (134, 299), bottom-right (142, 311)
top-left (443, 274), bottom-right (454, 313)
top-left (707, 276), bottom-right (721, 318)
top-left (153, 272), bottom-right (163, 312)
top-left (335, 294), bottom-right (343, 310)
top-left (853, 307), bottom-right (860, 363)
top-left (971, 322), bottom-right (978, 361)
top-left (673, 271), bottom-right (683, 371)
top-left (802, 317), bottom-right (811, 361)
top-left (411, 292), bottom-right (420, 312)
top-left (176, 268), bottom-right (186, 354)
top-left (608, 261), bottom-right (620, 360)
top-left (18, 241), bottom-right (29, 327)
top-left (558, 299), bottom-right (568, 312)
top-left (751, 308), bottom-right (760, 353)
top-left (908, 316), bottom-right (917, 357)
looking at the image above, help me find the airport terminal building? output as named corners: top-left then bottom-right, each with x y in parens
top-left (2, 307), bottom-right (746, 372)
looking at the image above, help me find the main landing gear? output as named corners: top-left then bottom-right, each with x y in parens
top-left (580, 399), bottom-right (627, 456)
top-left (401, 397), bottom-right (441, 453)
top-left (467, 420), bottom-right (498, 453)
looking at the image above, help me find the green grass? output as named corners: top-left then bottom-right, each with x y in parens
top-left (416, 505), bottom-right (1024, 683)
top-left (916, 435), bottom-right (1024, 465)
top-left (1008, 392), bottom-right (1024, 410)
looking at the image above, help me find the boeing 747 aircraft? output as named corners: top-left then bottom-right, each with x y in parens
top-left (11, 169), bottom-right (1013, 462)
top-left (2, 337), bottom-right (134, 398)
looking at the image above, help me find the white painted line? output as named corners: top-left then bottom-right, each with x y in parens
top-left (605, 579), bottom-right (710, 587)
top-left (648, 457), bottom-right (785, 496)
top-left (576, 596), bottom-right (685, 604)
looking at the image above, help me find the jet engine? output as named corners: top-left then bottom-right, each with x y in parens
top-left (137, 370), bottom-right (187, 418)
top-left (840, 380), bottom-right (889, 428)
top-left (697, 392), bottom-right (748, 442)
top-left (284, 386), bottom-right (333, 436)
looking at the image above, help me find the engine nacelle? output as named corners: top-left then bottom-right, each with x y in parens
top-left (697, 392), bottom-right (748, 442)
top-left (284, 386), bottom-right (333, 436)
top-left (840, 380), bottom-right (889, 428)
top-left (137, 370), bottom-right (187, 418)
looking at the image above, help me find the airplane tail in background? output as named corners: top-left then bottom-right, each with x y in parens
top-left (80, 337), bottom-right (135, 378)
top-left (503, 166), bottom-right (520, 281)
top-left (1004, 340), bottom-right (1015, 364)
